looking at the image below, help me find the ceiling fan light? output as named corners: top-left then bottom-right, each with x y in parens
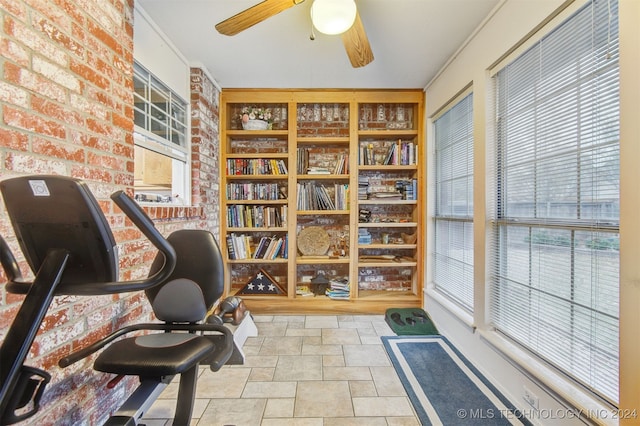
top-left (311, 0), bottom-right (357, 35)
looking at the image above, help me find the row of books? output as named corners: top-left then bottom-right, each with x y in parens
top-left (296, 182), bottom-right (349, 210)
top-left (252, 235), bottom-right (288, 260)
top-left (359, 140), bottom-right (417, 166)
top-left (226, 205), bottom-right (287, 228)
top-left (296, 148), bottom-right (349, 175)
top-left (226, 182), bottom-right (286, 201)
top-left (358, 178), bottom-right (417, 201)
top-left (227, 158), bottom-right (288, 175)
top-left (325, 277), bottom-right (350, 300)
top-left (226, 233), bottom-right (288, 260)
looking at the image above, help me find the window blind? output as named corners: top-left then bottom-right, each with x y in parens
top-left (433, 93), bottom-right (474, 311)
top-left (491, 0), bottom-right (619, 403)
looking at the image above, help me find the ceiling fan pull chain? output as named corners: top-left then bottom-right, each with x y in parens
top-left (310, 6), bottom-right (316, 40)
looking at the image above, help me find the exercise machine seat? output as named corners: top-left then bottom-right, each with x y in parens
top-left (94, 229), bottom-right (227, 377)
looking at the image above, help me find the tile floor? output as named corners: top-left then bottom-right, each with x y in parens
top-left (141, 314), bottom-right (420, 425)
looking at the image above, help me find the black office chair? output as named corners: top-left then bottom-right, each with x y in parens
top-left (0, 175), bottom-right (233, 425)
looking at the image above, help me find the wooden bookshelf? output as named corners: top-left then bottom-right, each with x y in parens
top-left (220, 90), bottom-right (424, 314)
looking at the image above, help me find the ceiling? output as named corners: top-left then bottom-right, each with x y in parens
top-left (137, 0), bottom-right (500, 89)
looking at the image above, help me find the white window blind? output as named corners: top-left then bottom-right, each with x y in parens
top-left (491, 0), bottom-right (619, 403)
top-left (433, 93), bottom-right (474, 311)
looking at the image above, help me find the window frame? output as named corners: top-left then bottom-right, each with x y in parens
top-left (432, 90), bottom-right (475, 312)
top-left (133, 61), bottom-right (191, 205)
top-left (489, 0), bottom-right (620, 404)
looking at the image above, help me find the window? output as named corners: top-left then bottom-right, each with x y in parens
top-left (491, 0), bottom-right (619, 403)
top-left (433, 92), bottom-right (474, 311)
top-left (133, 62), bottom-right (189, 204)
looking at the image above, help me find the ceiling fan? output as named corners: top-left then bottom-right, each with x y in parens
top-left (215, 0), bottom-right (374, 68)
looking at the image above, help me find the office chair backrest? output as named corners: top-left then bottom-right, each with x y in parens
top-left (146, 229), bottom-right (225, 323)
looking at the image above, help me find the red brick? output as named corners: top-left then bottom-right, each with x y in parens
top-left (87, 18), bottom-right (122, 57)
top-left (32, 16), bottom-right (84, 58)
top-left (0, 127), bottom-right (29, 150)
top-left (0, 38), bottom-right (29, 66)
top-left (70, 59), bottom-right (110, 90)
top-left (3, 61), bottom-right (66, 102)
top-left (69, 164), bottom-right (113, 182)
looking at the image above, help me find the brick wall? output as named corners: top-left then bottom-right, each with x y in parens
top-left (0, 1), bottom-right (220, 424)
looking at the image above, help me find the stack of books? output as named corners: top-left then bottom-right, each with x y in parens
top-left (307, 166), bottom-right (331, 174)
top-left (326, 277), bottom-right (350, 300)
top-left (358, 228), bottom-right (372, 244)
top-left (358, 176), bottom-right (369, 200)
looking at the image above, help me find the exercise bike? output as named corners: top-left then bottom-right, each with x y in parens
top-left (0, 175), bottom-right (234, 425)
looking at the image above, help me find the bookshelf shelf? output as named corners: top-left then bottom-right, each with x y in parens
top-left (297, 210), bottom-right (349, 215)
top-left (296, 256), bottom-right (350, 264)
top-left (220, 90), bottom-right (424, 314)
top-left (358, 222), bottom-right (418, 228)
top-left (225, 200), bottom-right (288, 206)
top-left (296, 174), bottom-right (349, 180)
top-left (227, 258), bottom-right (289, 265)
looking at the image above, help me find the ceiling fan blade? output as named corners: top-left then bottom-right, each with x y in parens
top-left (341, 10), bottom-right (374, 68)
top-left (216, 0), bottom-right (299, 36)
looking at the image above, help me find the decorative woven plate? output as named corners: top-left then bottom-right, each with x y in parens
top-left (297, 226), bottom-right (330, 256)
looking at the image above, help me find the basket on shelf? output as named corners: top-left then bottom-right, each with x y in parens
top-left (242, 119), bottom-right (269, 130)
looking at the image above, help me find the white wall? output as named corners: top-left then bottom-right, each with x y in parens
top-left (133, 6), bottom-right (189, 99)
top-left (424, 0), bottom-right (640, 424)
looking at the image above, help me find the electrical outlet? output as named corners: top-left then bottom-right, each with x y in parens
top-left (523, 387), bottom-right (539, 410)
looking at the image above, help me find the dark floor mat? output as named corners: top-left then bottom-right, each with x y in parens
top-left (385, 308), bottom-right (439, 335)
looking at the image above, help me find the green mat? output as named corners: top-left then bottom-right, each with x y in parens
top-left (385, 308), bottom-right (439, 335)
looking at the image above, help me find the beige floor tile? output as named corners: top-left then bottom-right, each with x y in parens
top-left (348, 380), bottom-right (378, 397)
top-left (372, 321), bottom-right (396, 336)
top-left (253, 315), bottom-right (274, 322)
top-left (196, 367), bottom-right (251, 398)
top-left (322, 354), bottom-right (345, 366)
top-left (244, 335), bottom-right (265, 346)
top-left (370, 366), bottom-right (407, 396)
top-left (385, 416), bottom-right (421, 425)
top-left (355, 327), bottom-right (378, 337)
top-left (338, 319), bottom-right (375, 329)
top-left (322, 328), bottom-right (361, 345)
top-left (294, 381), bottom-right (353, 418)
top-left (301, 343), bottom-right (343, 356)
top-left (240, 354), bottom-right (279, 368)
top-left (359, 335), bottom-right (386, 345)
top-left (323, 366), bottom-right (372, 381)
top-left (259, 336), bottom-right (303, 355)
top-left (242, 381), bottom-right (297, 398)
top-left (142, 397), bottom-right (209, 420)
top-left (274, 355), bottom-right (323, 381)
top-left (304, 315), bottom-right (339, 329)
top-left (198, 398), bottom-right (266, 426)
top-left (324, 417), bottom-right (388, 426)
top-left (263, 397), bottom-right (295, 417)
top-left (352, 396), bottom-right (415, 417)
top-left (273, 315), bottom-right (306, 323)
top-left (256, 321), bottom-right (288, 336)
top-left (261, 418), bottom-right (323, 426)
top-left (343, 344), bottom-right (390, 367)
top-left (242, 344), bottom-right (262, 356)
top-left (302, 335), bottom-right (323, 346)
top-left (286, 327), bottom-right (321, 337)
top-left (248, 367), bottom-right (275, 381)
